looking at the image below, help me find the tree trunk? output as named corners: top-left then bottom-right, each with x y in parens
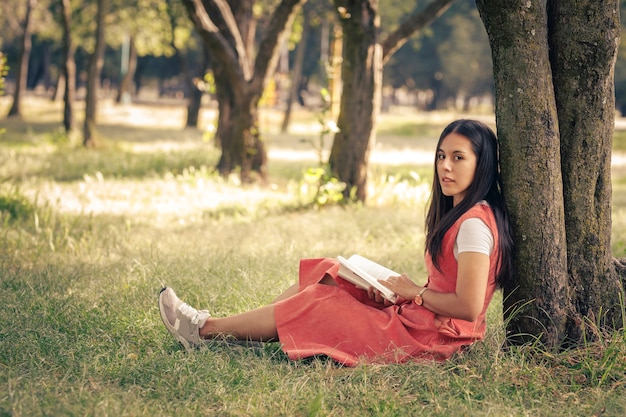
top-left (27, 41), bottom-right (52, 91)
top-left (329, 0), bottom-right (381, 202)
top-left (213, 61), bottom-right (236, 173)
top-left (281, 5), bottom-right (310, 133)
top-left (476, 0), bottom-right (624, 349)
top-left (328, 24), bottom-right (343, 122)
top-left (548, 0), bottom-right (624, 340)
top-left (53, 73), bottom-right (65, 102)
top-left (185, 73), bottom-right (205, 128)
top-left (83, 0), bottom-right (108, 147)
top-left (186, 45), bottom-right (210, 128)
top-left (212, 62), bottom-right (266, 179)
top-left (181, 0), bottom-right (303, 181)
top-left (329, 0), bottom-right (454, 202)
top-left (60, 0), bottom-right (76, 132)
top-left (7, 0), bottom-right (37, 118)
top-left (165, 0), bottom-right (206, 128)
top-left (115, 35), bottom-right (137, 104)
top-left (233, 95), bottom-right (267, 181)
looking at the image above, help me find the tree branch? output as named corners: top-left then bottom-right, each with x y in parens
top-left (181, 0), bottom-right (247, 91)
top-left (381, 0), bottom-right (456, 63)
top-left (250, 0), bottom-right (304, 92)
top-left (205, 0), bottom-right (252, 80)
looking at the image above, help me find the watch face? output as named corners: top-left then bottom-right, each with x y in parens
top-left (414, 295), bottom-right (423, 306)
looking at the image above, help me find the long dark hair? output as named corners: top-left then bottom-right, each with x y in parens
top-left (425, 119), bottom-right (514, 288)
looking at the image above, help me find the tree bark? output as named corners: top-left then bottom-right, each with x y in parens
top-left (83, 0), bottom-right (108, 147)
top-left (548, 0), bottom-right (624, 340)
top-left (60, 0), bottom-right (76, 132)
top-left (212, 61), bottom-right (236, 172)
top-left (476, 0), bottom-right (624, 348)
top-left (329, 0), bottom-right (381, 202)
top-left (7, 0), bottom-right (37, 118)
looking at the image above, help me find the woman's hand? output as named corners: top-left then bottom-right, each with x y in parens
top-left (378, 252), bottom-right (490, 321)
top-left (379, 273), bottom-right (421, 302)
top-left (365, 273), bottom-right (421, 305)
top-left (366, 286), bottom-right (395, 306)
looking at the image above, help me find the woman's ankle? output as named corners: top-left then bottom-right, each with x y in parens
top-left (199, 318), bottom-right (216, 338)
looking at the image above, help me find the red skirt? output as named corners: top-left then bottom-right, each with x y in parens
top-left (274, 258), bottom-right (485, 366)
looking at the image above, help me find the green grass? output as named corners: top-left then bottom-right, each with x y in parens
top-left (613, 129), bottom-right (626, 153)
top-left (1, 97), bottom-right (626, 416)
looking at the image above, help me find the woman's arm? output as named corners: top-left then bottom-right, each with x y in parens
top-left (378, 251), bottom-right (490, 322)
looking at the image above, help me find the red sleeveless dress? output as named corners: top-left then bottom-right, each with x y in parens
top-left (274, 203), bottom-right (500, 366)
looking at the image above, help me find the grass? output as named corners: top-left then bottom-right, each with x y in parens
top-left (1, 96), bottom-right (626, 416)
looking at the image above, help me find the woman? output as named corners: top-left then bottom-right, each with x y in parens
top-left (158, 119), bottom-right (514, 366)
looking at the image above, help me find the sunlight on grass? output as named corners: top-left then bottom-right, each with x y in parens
top-left (27, 170), bottom-right (300, 226)
top-left (1, 97), bottom-right (626, 417)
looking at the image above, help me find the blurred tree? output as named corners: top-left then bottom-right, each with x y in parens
top-left (0, 0), bottom-right (63, 96)
top-left (280, 3), bottom-right (310, 133)
top-left (165, 0), bottom-right (208, 127)
top-left (50, 0), bottom-right (108, 132)
top-left (58, 0), bottom-right (76, 132)
top-left (279, 0), bottom-right (334, 133)
top-left (83, 0), bottom-right (108, 146)
top-left (382, 0), bottom-right (491, 110)
top-left (0, 53), bottom-right (6, 127)
top-left (181, 0), bottom-right (304, 182)
top-left (297, 5), bottom-right (325, 95)
top-left (0, 52), bottom-right (5, 138)
top-left (47, 0), bottom-right (96, 96)
top-left (0, 53), bottom-right (6, 92)
top-left (476, 0), bottom-right (624, 349)
top-left (108, 0), bottom-right (177, 104)
top-left (435, 3), bottom-right (492, 110)
top-left (329, 0), bottom-right (455, 201)
top-left (7, 0), bottom-right (38, 118)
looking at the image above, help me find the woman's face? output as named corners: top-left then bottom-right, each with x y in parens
top-left (436, 132), bottom-right (478, 206)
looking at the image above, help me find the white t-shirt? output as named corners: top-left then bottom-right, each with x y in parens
top-left (453, 217), bottom-right (494, 260)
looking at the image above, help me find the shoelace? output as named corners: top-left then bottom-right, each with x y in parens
top-left (178, 303), bottom-right (209, 325)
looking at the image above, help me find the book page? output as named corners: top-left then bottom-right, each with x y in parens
top-left (337, 255), bottom-right (398, 302)
top-left (348, 254), bottom-right (400, 281)
top-left (337, 263), bottom-right (370, 289)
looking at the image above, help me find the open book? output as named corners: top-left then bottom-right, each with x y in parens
top-left (337, 254), bottom-right (399, 303)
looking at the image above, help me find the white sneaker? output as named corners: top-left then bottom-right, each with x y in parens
top-left (158, 287), bottom-right (210, 350)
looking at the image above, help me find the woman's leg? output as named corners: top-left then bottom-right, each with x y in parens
top-left (199, 304), bottom-right (278, 342)
top-left (201, 275), bottom-right (339, 342)
top-left (272, 274), bottom-right (337, 304)
top-left (160, 272), bottom-right (341, 347)
top-left (272, 283), bottom-right (299, 303)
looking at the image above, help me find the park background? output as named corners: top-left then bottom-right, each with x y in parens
top-left (2, 0), bottom-right (626, 416)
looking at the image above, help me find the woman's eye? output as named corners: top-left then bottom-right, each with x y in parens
top-left (437, 154), bottom-right (445, 160)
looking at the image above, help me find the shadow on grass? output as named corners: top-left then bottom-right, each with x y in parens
top-left (1, 119), bottom-right (221, 182)
top-left (34, 146), bottom-right (220, 182)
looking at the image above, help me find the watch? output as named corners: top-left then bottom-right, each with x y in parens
top-left (414, 287), bottom-right (429, 306)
